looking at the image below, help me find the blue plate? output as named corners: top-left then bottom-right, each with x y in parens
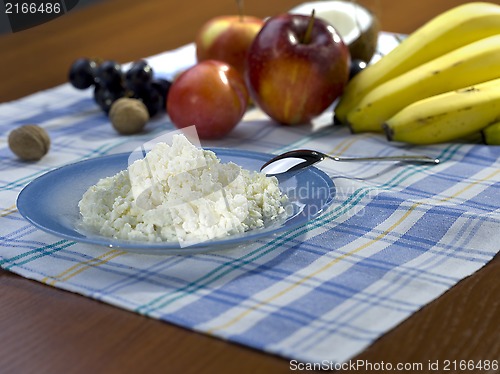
top-left (17, 148), bottom-right (335, 255)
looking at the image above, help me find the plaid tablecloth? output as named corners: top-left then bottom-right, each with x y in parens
top-left (1, 33), bottom-right (499, 364)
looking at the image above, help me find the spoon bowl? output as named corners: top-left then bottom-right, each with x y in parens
top-left (261, 149), bottom-right (439, 176)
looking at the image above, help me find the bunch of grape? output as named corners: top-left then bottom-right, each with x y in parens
top-left (68, 58), bottom-right (172, 117)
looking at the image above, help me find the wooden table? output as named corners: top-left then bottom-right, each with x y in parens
top-left (1, 1), bottom-right (499, 373)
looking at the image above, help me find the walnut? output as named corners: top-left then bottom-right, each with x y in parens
top-left (8, 125), bottom-right (50, 161)
top-left (109, 98), bottom-right (149, 135)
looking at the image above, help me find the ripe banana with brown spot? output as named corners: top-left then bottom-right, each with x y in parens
top-left (383, 78), bottom-right (500, 145)
top-left (482, 121), bottom-right (500, 145)
top-left (334, 2), bottom-right (500, 124)
top-left (345, 34), bottom-right (500, 133)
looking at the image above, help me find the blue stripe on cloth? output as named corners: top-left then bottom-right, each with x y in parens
top-left (188, 204), bottom-right (462, 344)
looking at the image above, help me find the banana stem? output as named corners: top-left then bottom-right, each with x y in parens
top-left (302, 9), bottom-right (316, 44)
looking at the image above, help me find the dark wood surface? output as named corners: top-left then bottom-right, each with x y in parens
top-left (1, 1), bottom-right (499, 373)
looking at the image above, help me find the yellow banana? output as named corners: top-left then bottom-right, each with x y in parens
top-left (346, 34), bottom-right (500, 133)
top-left (482, 121), bottom-right (500, 145)
top-left (383, 78), bottom-right (500, 145)
top-left (334, 1), bottom-right (500, 123)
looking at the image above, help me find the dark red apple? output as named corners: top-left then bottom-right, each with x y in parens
top-left (166, 60), bottom-right (249, 139)
top-left (246, 13), bottom-right (350, 125)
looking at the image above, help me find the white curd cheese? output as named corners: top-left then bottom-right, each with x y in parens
top-left (78, 135), bottom-right (286, 244)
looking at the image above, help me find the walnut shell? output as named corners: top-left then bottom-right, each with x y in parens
top-left (109, 98), bottom-right (149, 135)
top-left (8, 125), bottom-right (50, 161)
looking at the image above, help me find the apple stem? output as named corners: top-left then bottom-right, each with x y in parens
top-left (302, 9), bottom-right (316, 44)
top-left (236, 0), bottom-right (244, 22)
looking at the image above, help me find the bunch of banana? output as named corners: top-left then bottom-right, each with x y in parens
top-left (384, 78), bottom-right (500, 144)
top-left (347, 34), bottom-right (500, 133)
top-left (334, 1), bottom-right (500, 145)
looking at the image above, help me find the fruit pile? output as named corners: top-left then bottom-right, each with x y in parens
top-left (334, 2), bottom-right (500, 145)
top-left (68, 58), bottom-right (172, 118)
top-left (67, 1), bottom-right (360, 139)
top-left (66, 2), bottom-right (500, 145)
top-left (170, 8), bottom-right (351, 138)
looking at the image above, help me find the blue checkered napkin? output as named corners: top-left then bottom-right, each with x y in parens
top-left (1, 34), bottom-right (499, 364)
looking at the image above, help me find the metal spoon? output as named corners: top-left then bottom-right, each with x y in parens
top-left (260, 149), bottom-right (440, 176)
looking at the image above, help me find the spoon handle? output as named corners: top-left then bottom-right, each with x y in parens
top-left (327, 154), bottom-right (440, 164)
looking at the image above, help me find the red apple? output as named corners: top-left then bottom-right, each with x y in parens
top-left (246, 13), bottom-right (350, 125)
top-left (195, 15), bottom-right (264, 77)
top-left (166, 60), bottom-right (249, 139)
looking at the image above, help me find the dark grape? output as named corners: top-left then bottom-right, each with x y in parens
top-left (144, 90), bottom-right (163, 117)
top-left (94, 83), bottom-right (125, 114)
top-left (68, 58), bottom-right (97, 89)
top-left (95, 60), bottom-right (123, 90)
top-left (69, 56), bottom-right (169, 118)
top-left (133, 87), bottom-right (162, 117)
top-left (125, 60), bottom-right (154, 93)
top-left (151, 78), bottom-right (172, 110)
top-left (349, 59), bottom-right (367, 80)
